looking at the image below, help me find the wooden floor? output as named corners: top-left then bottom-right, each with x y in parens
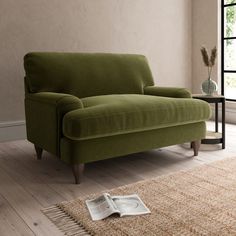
top-left (0, 122), bottom-right (236, 236)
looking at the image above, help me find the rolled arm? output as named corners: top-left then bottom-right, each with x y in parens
top-left (144, 86), bottom-right (191, 98)
top-left (25, 92), bottom-right (83, 156)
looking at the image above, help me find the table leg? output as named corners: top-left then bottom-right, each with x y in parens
top-left (215, 102), bottom-right (218, 133)
top-left (222, 98), bottom-right (225, 149)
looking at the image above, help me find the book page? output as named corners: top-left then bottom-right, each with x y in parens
top-left (111, 194), bottom-right (151, 217)
top-left (86, 193), bottom-right (119, 221)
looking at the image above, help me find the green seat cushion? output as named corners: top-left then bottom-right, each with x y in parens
top-left (63, 95), bottom-right (211, 140)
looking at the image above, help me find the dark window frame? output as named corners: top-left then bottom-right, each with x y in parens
top-left (222, 0), bottom-right (236, 101)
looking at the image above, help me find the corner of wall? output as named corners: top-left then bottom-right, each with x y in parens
top-left (191, 0), bottom-right (194, 93)
top-left (191, 0), bottom-right (219, 94)
top-left (217, 0), bottom-right (222, 94)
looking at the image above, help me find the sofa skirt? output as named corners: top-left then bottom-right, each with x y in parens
top-left (60, 122), bottom-right (206, 164)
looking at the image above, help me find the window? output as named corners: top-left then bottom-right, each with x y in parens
top-left (222, 0), bottom-right (236, 100)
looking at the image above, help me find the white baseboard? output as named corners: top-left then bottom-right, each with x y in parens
top-left (0, 120), bottom-right (26, 142)
top-left (225, 108), bottom-right (236, 124)
top-left (211, 107), bottom-right (236, 124)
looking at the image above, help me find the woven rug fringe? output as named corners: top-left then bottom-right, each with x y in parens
top-left (42, 205), bottom-right (91, 236)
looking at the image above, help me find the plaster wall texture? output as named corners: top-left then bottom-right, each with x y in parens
top-left (192, 0), bottom-right (219, 94)
top-left (0, 0), bottom-right (192, 122)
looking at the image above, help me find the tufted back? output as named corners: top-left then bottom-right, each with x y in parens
top-left (24, 52), bottom-right (154, 98)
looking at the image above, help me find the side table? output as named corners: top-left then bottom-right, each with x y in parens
top-left (192, 94), bottom-right (225, 149)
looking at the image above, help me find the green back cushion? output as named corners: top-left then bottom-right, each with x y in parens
top-left (24, 52), bottom-right (154, 98)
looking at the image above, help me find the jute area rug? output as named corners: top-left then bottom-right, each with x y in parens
top-left (43, 158), bottom-right (236, 236)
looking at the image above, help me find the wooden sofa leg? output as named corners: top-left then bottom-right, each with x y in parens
top-left (72, 164), bottom-right (84, 184)
top-left (191, 140), bottom-right (201, 156)
top-left (34, 145), bottom-right (43, 160)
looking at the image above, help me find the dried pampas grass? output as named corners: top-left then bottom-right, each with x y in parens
top-left (200, 46), bottom-right (217, 77)
top-left (210, 46), bottom-right (217, 67)
top-left (200, 47), bottom-right (210, 67)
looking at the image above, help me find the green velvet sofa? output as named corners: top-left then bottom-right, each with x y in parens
top-left (24, 52), bottom-right (211, 184)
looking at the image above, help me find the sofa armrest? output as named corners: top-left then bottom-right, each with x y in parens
top-left (144, 86), bottom-right (191, 98)
top-left (25, 92), bottom-right (83, 156)
top-left (25, 92), bottom-right (83, 106)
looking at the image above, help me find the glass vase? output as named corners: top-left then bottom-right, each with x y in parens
top-left (201, 78), bottom-right (218, 96)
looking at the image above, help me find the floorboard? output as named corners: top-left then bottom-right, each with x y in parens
top-left (0, 122), bottom-right (235, 235)
top-left (0, 194), bottom-right (34, 236)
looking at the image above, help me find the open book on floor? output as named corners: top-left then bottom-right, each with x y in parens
top-left (86, 193), bottom-right (151, 221)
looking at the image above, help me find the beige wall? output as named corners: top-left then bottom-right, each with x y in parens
top-left (192, 0), bottom-right (220, 94)
top-left (0, 0), bottom-right (192, 123)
